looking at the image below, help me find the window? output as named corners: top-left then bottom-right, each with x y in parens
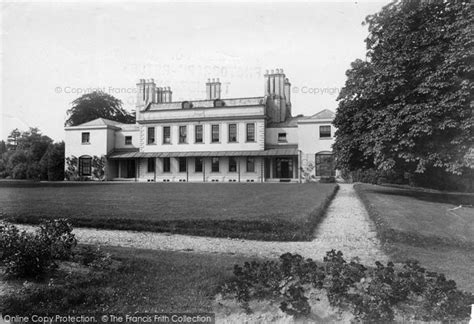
top-left (179, 126), bottom-right (187, 143)
top-left (81, 132), bottom-right (90, 144)
top-left (228, 124), bottom-right (237, 142)
top-left (147, 158), bottom-right (155, 173)
top-left (195, 125), bottom-right (203, 143)
top-left (195, 158), bottom-right (203, 172)
top-left (179, 157), bottom-right (187, 172)
top-left (125, 136), bottom-right (132, 145)
top-left (246, 158), bottom-right (255, 172)
top-left (211, 125), bottom-right (220, 143)
top-left (211, 157), bottom-right (219, 172)
top-left (278, 132), bottom-right (287, 142)
top-left (246, 123), bottom-right (255, 142)
top-left (228, 157), bottom-right (237, 172)
top-left (79, 156), bottom-right (92, 176)
top-left (163, 126), bottom-right (171, 144)
top-left (147, 127), bottom-right (155, 144)
top-left (163, 158), bottom-right (170, 172)
top-left (320, 125), bottom-right (331, 138)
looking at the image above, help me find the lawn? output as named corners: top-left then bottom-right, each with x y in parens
top-left (0, 246), bottom-right (255, 314)
top-left (0, 181), bottom-right (338, 241)
top-left (355, 183), bottom-right (474, 293)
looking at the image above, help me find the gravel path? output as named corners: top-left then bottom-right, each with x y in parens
top-left (15, 183), bottom-right (388, 265)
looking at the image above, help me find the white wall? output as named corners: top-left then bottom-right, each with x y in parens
top-left (265, 127), bottom-right (298, 146)
top-left (114, 129), bottom-right (140, 149)
top-left (140, 119), bottom-right (265, 153)
top-left (137, 157), bottom-right (263, 182)
top-left (297, 121), bottom-right (336, 154)
top-left (65, 127), bottom-right (110, 158)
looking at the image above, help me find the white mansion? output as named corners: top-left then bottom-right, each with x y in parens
top-left (64, 69), bottom-right (336, 182)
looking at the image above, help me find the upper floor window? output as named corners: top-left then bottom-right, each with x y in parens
top-left (147, 127), bottom-right (155, 144)
top-left (178, 157), bottom-right (187, 172)
top-left (319, 125), bottom-right (331, 138)
top-left (211, 157), bottom-right (219, 172)
top-left (163, 126), bottom-right (171, 144)
top-left (125, 136), bottom-right (132, 145)
top-left (163, 157), bottom-right (171, 172)
top-left (81, 132), bottom-right (90, 144)
top-left (195, 125), bottom-right (203, 143)
top-left (228, 157), bottom-right (237, 172)
top-left (246, 123), bottom-right (255, 142)
top-left (278, 132), bottom-right (287, 142)
top-left (179, 126), bottom-right (187, 144)
top-left (228, 124), bottom-right (237, 143)
top-left (147, 158), bottom-right (155, 173)
top-left (195, 158), bottom-right (203, 172)
top-left (211, 125), bottom-right (220, 143)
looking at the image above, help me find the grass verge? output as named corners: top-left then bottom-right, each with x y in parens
top-left (354, 183), bottom-right (474, 293)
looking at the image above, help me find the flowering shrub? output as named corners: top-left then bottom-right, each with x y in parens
top-left (222, 250), bottom-right (474, 321)
top-left (0, 219), bottom-right (77, 277)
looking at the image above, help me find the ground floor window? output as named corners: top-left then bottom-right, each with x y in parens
top-left (79, 156), bottom-right (92, 176)
top-left (163, 157), bottom-right (171, 173)
top-left (228, 157), bottom-right (237, 172)
top-left (211, 157), bottom-right (219, 172)
top-left (195, 158), bottom-right (203, 172)
top-left (246, 158), bottom-right (255, 172)
top-left (179, 157), bottom-right (187, 172)
top-left (147, 158), bottom-right (155, 173)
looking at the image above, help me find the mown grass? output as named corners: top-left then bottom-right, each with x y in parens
top-left (0, 182), bottom-right (338, 241)
top-left (355, 183), bottom-right (474, 293)
top-left (0, 246), bottom-right (256, 314)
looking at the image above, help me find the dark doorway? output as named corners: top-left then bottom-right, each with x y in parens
top-left (125, 160), bottom-right (136, 178)
top-left (276, 158), bottom-right (293, 178)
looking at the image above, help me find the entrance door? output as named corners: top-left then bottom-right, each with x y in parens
top-left (276, 158), bottom-right (293, 178)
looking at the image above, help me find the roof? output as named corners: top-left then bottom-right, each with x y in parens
top-left (308, 109), bottom-right (335, 120)
top-left (267, 115), bottom-right (309, 128)
top-left (77, 118), bottom-right (123, 127)
top-left (108, 148), bottom-right (298, 159)
top-left (147, 97), bottom-right (265, 111)
top-left (65, 118), bottom-right (138, 131)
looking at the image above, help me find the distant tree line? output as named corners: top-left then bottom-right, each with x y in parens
top-left (0, 128), bottom-right (65, 181)
top-left (334, 0), bottom-right (473, 192)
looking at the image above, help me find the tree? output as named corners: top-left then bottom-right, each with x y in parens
top-left (65, 91), bottom-right (135, 126)
top-left (334, 0), bottom-right (473, 182)
top-left (40, 142), bottom-right (65, 181)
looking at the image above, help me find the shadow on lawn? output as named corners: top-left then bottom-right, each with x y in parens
top-left (363, 186), bottom-right (474, 206)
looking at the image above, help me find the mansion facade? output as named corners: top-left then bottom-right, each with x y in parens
top-left (64, 69), bottom-right (336, 182)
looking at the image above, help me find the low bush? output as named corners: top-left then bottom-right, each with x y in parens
top-left (0, 219), bottom-right (77, 278)
top-left (222, 250), bottom-right (474, 321)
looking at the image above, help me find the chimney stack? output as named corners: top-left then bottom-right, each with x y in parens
top-left (264, 68), bottom-right (292, 123)
top-left (206, 78), bottom-right (221, 100)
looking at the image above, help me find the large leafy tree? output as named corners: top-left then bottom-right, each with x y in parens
top-left (334, 0), bottom-right (473, 177)
top-left (65, 91), bottom-right (135, 126)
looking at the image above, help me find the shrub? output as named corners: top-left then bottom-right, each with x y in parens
top-left (222, 250), bottom-right (473, 321)
top-left (0, 219), bottom-right (77, 278)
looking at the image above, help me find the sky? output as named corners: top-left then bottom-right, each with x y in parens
top-left (1, 0), bottom-right (389, 142)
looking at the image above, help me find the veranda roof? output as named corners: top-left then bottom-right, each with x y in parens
top-left (108, 147), bottom-right (298, 159)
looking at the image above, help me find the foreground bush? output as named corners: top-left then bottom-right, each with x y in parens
top-left (0, 219), bottom-right (77, 277)
top-left (222, 251), bottom-right (474, 321)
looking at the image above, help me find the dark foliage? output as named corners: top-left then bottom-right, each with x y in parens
top-left (65, 91), bottom-right (134, 126)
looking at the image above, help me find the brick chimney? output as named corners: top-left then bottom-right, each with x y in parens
top-left (206, 78), bottom-right (221, 100)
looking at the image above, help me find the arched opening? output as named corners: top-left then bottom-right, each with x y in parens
top-left (78, 155), bottom-right (92, 176)
top-left (315, 151), bottom-right (335, 177)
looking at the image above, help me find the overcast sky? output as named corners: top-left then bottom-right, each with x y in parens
top-left (1, 1), bottom-right (388, 141)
